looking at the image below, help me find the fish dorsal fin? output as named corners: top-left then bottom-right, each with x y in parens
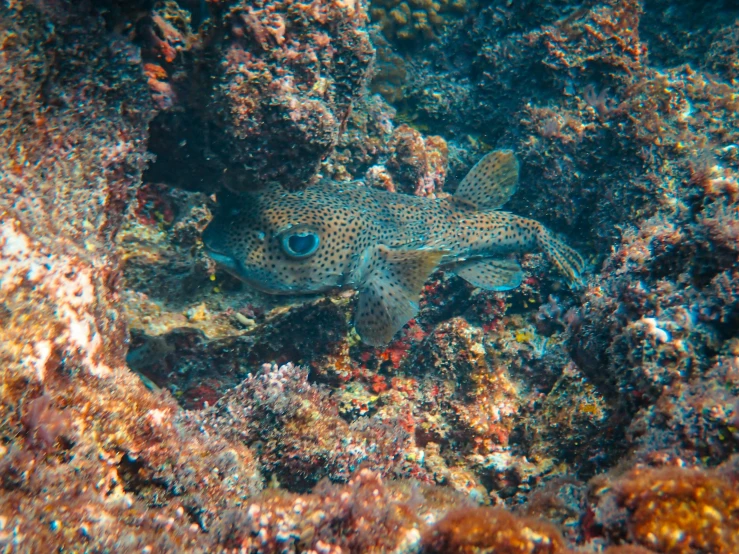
top-left (354, 246), bottom-right (446, 346)
top-left (453, 258), bottom-right (524, 291)
top-left (454, 150), bottom-right (519, 210)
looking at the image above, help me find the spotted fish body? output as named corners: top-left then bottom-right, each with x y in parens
top-left (203, 150), bottom-right (585, 345)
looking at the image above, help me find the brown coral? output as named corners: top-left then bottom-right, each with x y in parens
top-left (615, 467), bottom-right (739, 554)
top-left (421, 506), bottom-right (570, 553)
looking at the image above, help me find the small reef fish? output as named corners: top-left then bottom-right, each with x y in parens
top-left (203, 150), bottom-right (585, 345)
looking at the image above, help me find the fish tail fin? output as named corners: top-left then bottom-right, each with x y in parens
top-left (537, 228), bottom-right (586, 286)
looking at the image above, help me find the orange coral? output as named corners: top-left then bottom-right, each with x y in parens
top-left (602, 547), bottom-right (658, 554)
top-left (615, 467), bottom-right (739, 554)
top-left (422, 506), bottom-right (570, 553)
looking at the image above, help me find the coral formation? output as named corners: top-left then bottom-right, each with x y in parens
top-left (369, 0), bottom-right (472, 44)
top-left (594, 465), bottom-right (739, 554)
top-left (618, 468), bottom-right (739, 553)
top-left (3, 0), bottom-right (739, 551)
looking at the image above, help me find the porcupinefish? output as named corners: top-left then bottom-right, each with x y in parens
top-left (203, 150), bottom-right (585, 346)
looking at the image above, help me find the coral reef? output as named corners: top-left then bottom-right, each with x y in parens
top-left (389, 0), bottom-right (739, 469)
top-left (3, 0), bottom-right (739, 551)
top-left (401, 0), bottom-right (739, 253)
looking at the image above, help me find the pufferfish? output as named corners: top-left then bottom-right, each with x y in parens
top-left (203, 150), bottom-right (585, 346)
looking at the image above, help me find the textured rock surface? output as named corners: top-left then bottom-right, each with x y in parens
top-left (0, 4), bottom-right (264, 550)
top-left (2, 0), bottom-right (739, 552)
top-left (143, 0), bottom-right (376, 193)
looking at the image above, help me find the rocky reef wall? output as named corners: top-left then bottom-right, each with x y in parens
top-left (1, 0), bottom-right (739, 552)
top-left (142, 0), bottom-right (375, 193)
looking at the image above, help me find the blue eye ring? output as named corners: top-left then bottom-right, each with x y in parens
top-left (281, 229), bottom-right (320, 259)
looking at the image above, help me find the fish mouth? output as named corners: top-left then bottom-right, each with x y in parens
top-left (203, 246), bottom-right (292, 295)
top-left (204, 249), bottom-right (240, 273)
top-left (202, 246), bottom-right (254, 285)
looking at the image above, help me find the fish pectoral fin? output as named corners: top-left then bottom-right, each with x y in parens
top-left (453, 258), bottom-right (524, 291)
top-left (355, 246), bottom-right (446, 346)
top-left (454, 149), bottom-right (519, 211)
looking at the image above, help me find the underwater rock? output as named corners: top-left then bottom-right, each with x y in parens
top-left (192, 363), bottom-right (423, 491)
top-left (144, 0), bottom-right (376, 193)
top-left (0, 3), bottom-right (262, 551)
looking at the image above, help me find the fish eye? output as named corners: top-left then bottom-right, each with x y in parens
top-left (281, 230), bottom-right (320, 259)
